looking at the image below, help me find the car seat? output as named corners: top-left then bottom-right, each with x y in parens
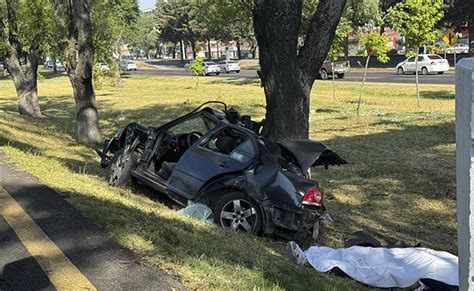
top-left (215, 135), bottom-right (236, 154)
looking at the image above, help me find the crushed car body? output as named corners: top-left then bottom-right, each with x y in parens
top-left (96, 101), bottom-right (346, 242)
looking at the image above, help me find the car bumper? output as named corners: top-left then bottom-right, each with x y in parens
top-left (260, 201), bottom-right (323, 241)
top-left (429, 65), bottom-right (449, 72)
top-left (333, 67), bottom-right (350, 74)
top-left (206, 68), bottom-right (220, 73)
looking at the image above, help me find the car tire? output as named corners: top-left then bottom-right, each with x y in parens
top-left (107, 149), bottom-right (139, 187)
top-left (320, 69), bottom-right (328, 80)
top-left (226, 70), bottom-right (230, 73)
top-left (236, 70), bottom-right (240, 73)
top-left (337, 73), bottom-right (345, 79)
top-left (205, 73), bottom-right (209, 76)
top-left (397, 67), bottom-right (405, 75)
top-left (214, 191), bottom-right (263, 234)
top-left (216, 72), bottom-right (220, 75)
top-left (438, 71), bottom-right (444, 75)
top-left (421, 67), bottom-right (429, 75)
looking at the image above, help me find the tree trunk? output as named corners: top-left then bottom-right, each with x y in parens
top-left (356, 55), bottom-right (370, 116)
top-left (415, 50), bottom-right (420, 109)
top-left (179, 40), bottom-right (184, 61)
top-left (173, 42), bottom-right (177, 59)
top-left (69, 73), bottom-right (102, 144)
top-left (253, 0), bottom-right (346, 141)
top-left (470, 5), bottom-right (474, 56)
top-left (216, 42), bottom-right (220, 59)
top-left (331, 61), bottom-right (336, 101)
top-left (53, 0), bottom-right (102, 145)
top-left (5, 53), bottom-right (42, 117)
top-left (236, 39), bottom-right (241, 59)
top-left (0, 0), bottom-right (42, 117)
top-left (207, 39), bottom-right (212, 59)
top-left (191, 40), bottom-right (196, 59)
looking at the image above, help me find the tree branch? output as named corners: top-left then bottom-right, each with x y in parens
top-left (297, 0), bottom-right (347, 82)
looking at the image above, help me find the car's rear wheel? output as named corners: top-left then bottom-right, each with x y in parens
top-left (216, 72), bottom-right (220, 75)
top-left (337, 73), bottom-right (345, 79)
top-left (421, 67), bottom-right (429, 75)
top-left (236, 70), bottom-right (240, 73)
top-left (397, 67), bottom-right (404, 75)
top-left (438, 71), bottom-right (444, 74)
top-left (320, 69), bottom-right (328, 80)
top-left (214, 191), bottom-right (262, 234)
top-left (107, 149), bottom-right (139, 187)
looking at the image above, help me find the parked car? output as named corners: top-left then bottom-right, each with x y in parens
top-left (96, 102), bottom-right (346, 242)
top-left (218, 60), bottom-right (241, 73)
top-left (45, 60), bottom-right (64, 70)
top-left (396, 54), bottom-right (449, 75)
top-left (184, 61), bottom-right (221, 76)
top-left (446, 43), bottom-right (469, 54)
top-left (120, 60), bottom-right (138, 71)
top-left (318, 59), bottom-right (350, 80)
top-left (99, 63), bottom-right (110, 71)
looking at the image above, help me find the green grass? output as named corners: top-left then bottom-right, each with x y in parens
top-left (0, 73), bottom-right (455, 290)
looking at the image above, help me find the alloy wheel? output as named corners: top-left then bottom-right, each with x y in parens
top-left (220, 199), bottom-right (257, 232)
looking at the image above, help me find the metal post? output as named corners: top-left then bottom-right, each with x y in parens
top-left (456, 58), bottom-right (474, 290)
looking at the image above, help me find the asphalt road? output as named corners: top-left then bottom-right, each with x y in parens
top-left (128, 65), bottom-right (455, 85)
top-left (0, 151), bottom-right (183, 290)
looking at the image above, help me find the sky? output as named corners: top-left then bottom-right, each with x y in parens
top-left (138, 0), bottom-right (155, 11)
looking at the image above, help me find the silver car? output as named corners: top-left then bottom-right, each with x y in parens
top-left (218, 60), bottom-right (241, 73)
top-left (396, 54), bottom-right (449, 75)
top-left (446, 43), bottom-right (469, 54)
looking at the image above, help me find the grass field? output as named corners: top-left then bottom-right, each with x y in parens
top-left (0, 73), bottom-right (455, 290)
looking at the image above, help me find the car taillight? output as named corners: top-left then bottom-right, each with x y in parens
top-left (431, 61), bottom-right (436, 65)
top-left (302, 187), bottom-right (323, 206)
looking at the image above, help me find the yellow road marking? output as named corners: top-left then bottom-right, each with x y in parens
top-left (0, 187), bottom-right (96, 291)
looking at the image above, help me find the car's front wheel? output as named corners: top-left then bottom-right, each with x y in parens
top-left (214, 191), bottom-right (262, 234)
top-left (107, 149), bottom-right (139, 186)
top-left (421, 67), bottom-right (429, 75)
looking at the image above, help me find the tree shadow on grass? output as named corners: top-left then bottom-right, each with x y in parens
top-left (313, 120), bottom-right (456, 253)
top-left (420, 90), bottom-right (454, 100)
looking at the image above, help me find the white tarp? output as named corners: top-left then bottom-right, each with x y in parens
top-left (297, 244), bottom-right (458, 288)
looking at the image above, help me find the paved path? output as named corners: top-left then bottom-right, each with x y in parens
top-left (0, 151), bottom-right (184, 290)
top-left (127, 61), bottom-right (455, 85)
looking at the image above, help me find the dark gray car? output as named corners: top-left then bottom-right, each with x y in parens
top-left (97, 102), bottom-right (346, 242)
top-left (318, 59), bottom-right (350, 80)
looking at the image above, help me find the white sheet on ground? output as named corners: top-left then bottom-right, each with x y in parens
top-left (303, 245), bottom-right (458, 288)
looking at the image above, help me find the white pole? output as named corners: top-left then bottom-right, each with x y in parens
top-left (456, 58), bottom-right (474, 290)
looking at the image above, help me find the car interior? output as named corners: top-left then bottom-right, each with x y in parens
top-left (146, 114), bottom-right (247, 181)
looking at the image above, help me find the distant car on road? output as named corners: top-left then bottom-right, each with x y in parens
top-left (396, 54), bottom-right (449, 75)
top-left (100, 63), bottom-right (110, 71)
top-left (218, 60), bottom-right (241, 73)
top-left (184, 61), bottom-right (221, 76)
top-left (446, 43), bottom-right (469, 54)
top-left (45, 60), bottom-right (64, 70)
top-left (120, 60), bottom-right (138, 71)
top-left (318, 59), bottom-right (350, 80)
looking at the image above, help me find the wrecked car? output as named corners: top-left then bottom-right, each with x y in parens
top-left (96, 101), bottom-right (346, 242)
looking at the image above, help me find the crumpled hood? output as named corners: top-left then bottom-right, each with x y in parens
top-left (277, 140), bottom-right (347, 172)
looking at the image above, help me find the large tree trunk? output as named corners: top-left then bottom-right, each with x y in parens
top-left (53, 0), bottom-right (102, 145)
top-left (4, 53), bottom-right (42, 117)
top-left (70, 73), bottom-right (102, 144)
top-left (253, 0), bottom-right (346, 141)
top-left (0, 0), bottom-right (42, 117)
top-left (470, 12), bottom-right (474, 56)
top-left (207, 39), bottom-right (212, 59)
top-left (253, 1), bottom-right (309, 140)
top-left (190, 40), bottom-right (196, 59)
top-left (179, 40), bottom-right (184, 61)
top-left (236, 39), bottom-right (241, 59)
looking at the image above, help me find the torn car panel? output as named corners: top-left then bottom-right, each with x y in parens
top-left (277, 140), bottom-right (347, 172)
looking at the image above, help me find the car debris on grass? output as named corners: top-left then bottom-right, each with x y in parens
top-left (96, 101), bottom-right (346, 243)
